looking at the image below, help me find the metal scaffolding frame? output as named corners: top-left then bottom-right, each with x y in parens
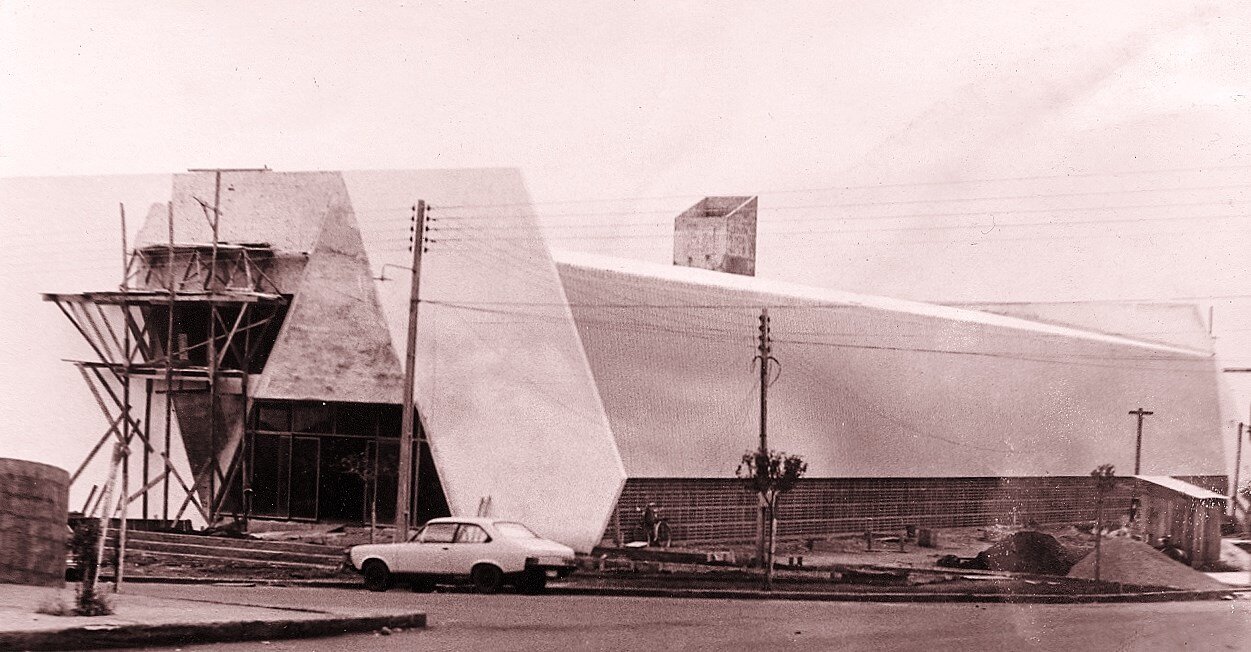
top-left (44, 182), bottom-right (289, 540)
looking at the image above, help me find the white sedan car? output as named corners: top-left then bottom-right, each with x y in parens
top-left (347, 517), bottom-right (577, 594)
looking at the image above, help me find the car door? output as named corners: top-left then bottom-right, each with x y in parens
top-left (446, 523), bottom-right (493, 573)
top-left (396, 522), bottom-right (458, 574)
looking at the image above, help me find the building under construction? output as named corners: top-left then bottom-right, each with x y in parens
top-left (44, 168), bottom-right (1230, 553)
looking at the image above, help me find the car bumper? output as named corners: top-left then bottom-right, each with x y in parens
top-left (526, 557), bottom-right (576, 578)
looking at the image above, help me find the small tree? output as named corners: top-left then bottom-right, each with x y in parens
top-left (1090, 464), bottom-right (1116, 582)
top-left (737, 449), bottom-right (807, 591)
top-left (70, 520), bottom-right (111, 615)
top-left (339, 450), bottom-right (392, 543)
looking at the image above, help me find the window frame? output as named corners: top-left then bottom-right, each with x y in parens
top-left (453, 523), bottom-right (492, 544)
top-left (415, 522), bottom-right (459, 544)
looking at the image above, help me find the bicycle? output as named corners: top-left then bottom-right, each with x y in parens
top-left (634, 503), bottom-right (673, 548)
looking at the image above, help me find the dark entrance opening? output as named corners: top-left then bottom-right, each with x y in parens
top-left (318, 436), bottom-right (368, 522)
top-left (245, 399), bottom-right (450, 525)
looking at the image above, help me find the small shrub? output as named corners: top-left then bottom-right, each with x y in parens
top-left (69, 521), bottom-right (100, 582)
top-left (75, 584), bottom-right (113, 616)
top-left (35, 596), bottom-right (74, 617)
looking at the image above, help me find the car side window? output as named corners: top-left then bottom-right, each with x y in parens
top-left (418, 523), bottom-right (458, 543)
top-left (454, 524), bottom-right (490, 544)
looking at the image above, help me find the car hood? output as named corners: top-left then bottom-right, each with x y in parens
top-left (350, 543), bottom-right (398, 556)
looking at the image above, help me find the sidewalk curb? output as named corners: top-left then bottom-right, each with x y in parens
top-left (0, 612), bottom-right (426, 651)
top-left (546, 585), bottom-right (1237, 603)
top-left (111, 574), bottom-right (1238, 604)
top-left (99, 574), bottom-right (362, 589)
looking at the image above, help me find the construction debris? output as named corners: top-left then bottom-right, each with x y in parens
top-left (1067, 538), bottom-right (1230, 591)
top-left (980, 531), bottom-right (1078, 575)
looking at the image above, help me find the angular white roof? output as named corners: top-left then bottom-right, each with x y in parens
top-left (553, 250), bottom-right (1224, 479)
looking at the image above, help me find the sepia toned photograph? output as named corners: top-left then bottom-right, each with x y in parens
top-left (1, 2), bottom-right (1249, 649)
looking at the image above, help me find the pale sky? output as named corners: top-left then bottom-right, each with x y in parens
top-left (3, 1), bottom-right (1251, 497)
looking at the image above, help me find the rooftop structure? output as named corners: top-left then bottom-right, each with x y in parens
top-left (673, 196), bottom-right (757, 276)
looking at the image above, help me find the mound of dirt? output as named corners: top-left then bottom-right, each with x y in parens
top-left (980, 531), bottom-right (1078, 575)
top-left (1067, 538), bottom-right (1229, 591)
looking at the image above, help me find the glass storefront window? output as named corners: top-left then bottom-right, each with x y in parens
top-left (336, 403), bottom-right (378, 437)
top-left (246, 400), bottom-right (443, 524)
top-left (256, 404), bottom-right (290, 432)
top-left (292, 403), bottom-right (333, 433)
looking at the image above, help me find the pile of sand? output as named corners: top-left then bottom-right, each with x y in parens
top-left (1067, 538), bottom-right (1229, 591)
top-left (978, 531), bottom-right (1078, 575)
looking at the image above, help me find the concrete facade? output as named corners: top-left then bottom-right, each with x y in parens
top-left (0, 459), bottom-right (68, 587)
top-left (672, 196), bottom-right (757, 276)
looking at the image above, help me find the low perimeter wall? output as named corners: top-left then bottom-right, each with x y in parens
top-left (0, 458), bottom-right (70, 587)
top-left (606, 475), bottom-right (1227, 544)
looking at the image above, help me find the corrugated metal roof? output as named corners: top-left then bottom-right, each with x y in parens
top-left (1136, 475), bottom-right (1227, 501)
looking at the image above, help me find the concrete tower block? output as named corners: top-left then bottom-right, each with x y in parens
top-left (673, 196), bottom-right (757, 276)
top-left (0, 459), bottom-right (69, 587)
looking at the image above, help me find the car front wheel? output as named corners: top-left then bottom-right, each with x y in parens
top-left (471, 563), bottom-right (504, 594)
top-left (362, 560), bottom-right (392, 592)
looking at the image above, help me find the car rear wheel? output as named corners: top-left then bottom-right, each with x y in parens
top-left (471, 563), bottom-right (504, 594)
top-left (362, 560), bottom-right (392, 592)
top-left (516, 568), bottom-right (547, 595)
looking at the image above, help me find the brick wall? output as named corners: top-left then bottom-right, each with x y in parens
top-left (604, 475), bottom-right (1223, 544)
top-left (0, 459), bottom-right (69, 587)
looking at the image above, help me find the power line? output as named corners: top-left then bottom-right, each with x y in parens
top-left (424, 212), bottom-right (1251, 243)
top-left (405, 198), bottom-right (1251, 231)
top-left (427, 163), bottom-right (1251, 210)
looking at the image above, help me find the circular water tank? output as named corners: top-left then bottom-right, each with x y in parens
top-left (0, 458), bottom-right (69, 587)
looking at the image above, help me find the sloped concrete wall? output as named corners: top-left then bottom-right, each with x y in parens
top-left (0, 458), bottom-right (69, 587)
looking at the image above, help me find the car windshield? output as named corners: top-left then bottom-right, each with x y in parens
top-left (494, 522), bottom-right (539, 539)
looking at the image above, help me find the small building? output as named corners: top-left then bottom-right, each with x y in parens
top-left (1135, 475), bottom-right (1227, 568)
top-left (672, 196), bottom-right (757, 276)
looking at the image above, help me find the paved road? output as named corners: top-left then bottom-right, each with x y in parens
top-left (123, 584), bottom-right (1251, 651)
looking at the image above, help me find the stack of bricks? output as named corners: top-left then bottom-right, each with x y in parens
top-left (0, 458), bottom-right (69, 587)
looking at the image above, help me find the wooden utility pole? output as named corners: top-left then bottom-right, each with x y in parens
top-left (395, 201), bottom-right (428, 542)
top-left (754, 308), bottom-right (776, 565)
top-left (119, 203), bottom-right (127, 288)
top-left (1128, 407), bottom-right (1154, 475)
top-left (116, 202), bottom-right (131, 591)
top-left (206, 171), bottom-right (222, 519)
top-left (757, 308), bottom-right (772, 454)
top-left (1234, 422), bottom-right (1245, 523)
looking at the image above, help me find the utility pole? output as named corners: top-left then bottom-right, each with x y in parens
top-left (1234, 422), bottom-right (1244, 525)
top-left (395, 200), bottom-right (428, 542)
top-left (1127, 407), bottom-right (1153, 525)
top-left (1128, 407), bottom-right (1154, 475)
top-left (754, 308), bottom-right (777, 564)
top-left (1221, 370), bottom-right (1251, 531)
top-left (757, 308), bottom-right (773, 454)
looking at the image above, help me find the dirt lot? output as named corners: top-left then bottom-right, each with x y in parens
top-left (718, 523), bottom-right (1101, 571)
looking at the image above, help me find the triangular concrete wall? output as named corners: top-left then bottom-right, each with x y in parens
top-left (345, 169), bottom-right (625, 553)
top-left (254, 180), bottom-right (404, 403)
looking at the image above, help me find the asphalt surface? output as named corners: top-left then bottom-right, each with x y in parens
top-left (120, 584), bottom-right (1251, 651)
